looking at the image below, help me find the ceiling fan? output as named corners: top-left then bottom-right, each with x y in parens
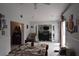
top-left (34, 3), bottom-right (51, 9)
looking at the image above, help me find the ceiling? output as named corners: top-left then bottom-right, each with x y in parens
top-left (18, 3), bottom-right (69, 22)
top-left (0, 3), bottom-right (70, 22)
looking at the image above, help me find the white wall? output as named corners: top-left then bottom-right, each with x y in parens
top-left (0, 4), bottom-right (30, 55)
top-left (63, 3), bottom-right (79, 55)
top-left (0, 4), bottom-right (11, 56)
top-left (66, 31), bottom-right (79, 55)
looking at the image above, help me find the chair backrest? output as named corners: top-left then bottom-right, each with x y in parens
top-left (28, 33), bottom-right (36, 39)
top-left (25, 33), bottom-right (36, 42)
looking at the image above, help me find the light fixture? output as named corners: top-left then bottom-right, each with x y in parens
top-left (20, 14), bottom-right (23, 18)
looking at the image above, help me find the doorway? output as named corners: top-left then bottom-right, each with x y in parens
top-left (10, 21), bottom-right (24, 50)
top-left (38, 25), bottom-right (52, 41)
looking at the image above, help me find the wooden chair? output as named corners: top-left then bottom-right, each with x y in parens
top-left (25, 33), bottom-right (36, 46)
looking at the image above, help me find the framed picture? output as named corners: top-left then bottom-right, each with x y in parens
top-left (31, 26), bottom-right (33, 28)
top-left (0, 19), bottom-right (1, 30)
top-left (66, 14), bottom-right (74, 33)
top-left (2, 30), bottom-right (5, 35)
top-left (27, 25), bottom-right (28, 29)
top-left (77, 19), bottom-right (79, 25)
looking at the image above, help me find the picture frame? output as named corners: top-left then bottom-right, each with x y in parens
top-left (66, 14), bottom-right (74, 33)
top-left (31, 26), bottom-right (33, 28)
top-left (27, 25), bottom-right (28, 29)
top-left (0, 19), bottom-right (1, 30)
top-left (0, 13), bottom-right (2, 30)
top-left (2, 30), bottom-right (5, 35)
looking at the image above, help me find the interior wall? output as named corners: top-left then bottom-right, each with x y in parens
top-left (63, 3), bottom-right (79, 55)
top-left (0, 4), bottom-right (30, 55)
top-left (0, 4), bottom-right (10, 56)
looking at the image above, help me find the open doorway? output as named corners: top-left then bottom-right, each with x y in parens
top-left (38, 25), bottom-right (52, 41)
top-left (10, 21), bottom-right (24, 50)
